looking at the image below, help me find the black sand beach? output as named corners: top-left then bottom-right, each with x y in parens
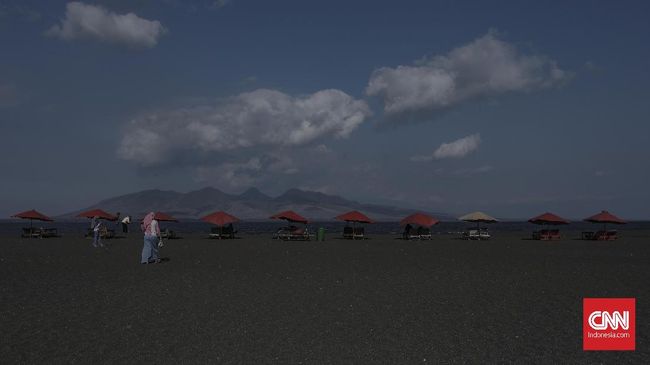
top-left (1, 232), bottom-right (649, 363)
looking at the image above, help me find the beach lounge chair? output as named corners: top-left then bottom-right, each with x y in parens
top-left (464, 229), bottom-right (480, 240)
top-left (21, 227), bottom-right (42, 238)
top-left (548, 229), bottom-right (561, 240)
top-left (210, 226), bottom-right (236, 239)
top-left (353, 227), bottom-right (365, 240)
top-left (594, 230), bottom-right (618, 241)
top-left (479, 229), bottom-right (491, 240)
top-left (417, 227), bottom-right (432, 240)
top-left (606, 230), bottom-right (618, 240)
top-left (273, 226), bottom-right (309, 241)
top-left (581, 231), bottom-right (595, 240)
top-left (289, 227), bottom-right (310, 241)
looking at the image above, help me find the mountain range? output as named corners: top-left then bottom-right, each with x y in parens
top-left (63, 187), bottom-right (454, 221)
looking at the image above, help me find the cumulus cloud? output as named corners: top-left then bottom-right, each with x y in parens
top-left (411, 133), bottom-right (481, 162)
top-left (366, 30), bottom-right (569, 120)
top-left (118, 88), bottom-right (371, 165)
top-left (46, 2), bottom-right (166, 48)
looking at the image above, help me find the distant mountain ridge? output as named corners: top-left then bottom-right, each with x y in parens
top-left (62, 187), bottom-right (454, 221)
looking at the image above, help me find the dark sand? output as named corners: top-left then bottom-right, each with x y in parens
top-left (1, 231), bottom-right (649, 363)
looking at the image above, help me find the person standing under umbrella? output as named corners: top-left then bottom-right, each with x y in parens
top-left (92, 216), bottom-right (104, 248)
top-left (141, 212), bottom-right (162, 264)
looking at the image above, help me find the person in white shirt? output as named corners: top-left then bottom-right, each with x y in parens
top-left (121, 215), bottom-right (131, 233)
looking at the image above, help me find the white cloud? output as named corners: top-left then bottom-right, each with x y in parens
top-left (118, 88), bottom-right (371, 165)
top-left (411, 133), bottom-right (481, 162)
top-left (46, 2), bottom-right (166, 49)
top-left (366, 30), bottom-right (569, 120)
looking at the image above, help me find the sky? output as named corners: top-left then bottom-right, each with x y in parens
top-left (1, 0), bottom-right (649, 219)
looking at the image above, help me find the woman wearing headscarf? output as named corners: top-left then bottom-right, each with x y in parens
top-left (141, 212), bottom-right (162, 264)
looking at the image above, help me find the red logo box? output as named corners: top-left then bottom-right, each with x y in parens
top-left (583, 298), bottom-right (635, 351)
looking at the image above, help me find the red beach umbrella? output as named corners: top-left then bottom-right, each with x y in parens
top-left (153, 212), bottom-right (178, 222)
top-left (400, 213), bottom-right (439, 227)
top-left (77, 209), bottom-right (117, 221)
top-left (11, 209), bottom-right (54, 222)
top-left (335, 211), bottom-right (374, 224)
top-left (12, 209), bottom-right (54, 232)
top-left (585, 210), bottom-right (626, 232)
top-left (584, 210), bottom-right (626, 225)
top-left (202, 211), bottom-right (239, 226)
top-left (528, 212), bottom-right (569, 225)
top-left (270, 210), bottom-right (308, 224)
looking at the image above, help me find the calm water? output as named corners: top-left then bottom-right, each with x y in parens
top-left (2, 220), bottom-right (649, 236)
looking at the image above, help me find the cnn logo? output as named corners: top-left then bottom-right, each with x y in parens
top-left (588, 311), bottom-right (629, 330)
top-left (583, 298), bottom-right (635, 351)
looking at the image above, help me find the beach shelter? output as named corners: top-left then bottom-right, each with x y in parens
top-left (528, 212), bottom-right (569, 240)
top-left (11, 209), bottom-right (54, 231)
top-left (335, 210), bottom-right (373, 239)
top-left (335, 211), bottom-right (374, 224)
top-left (400, 213), bottom-right (439, 227)
top-left (584, 210), bottom-right (626, 231)
top-left (77, 209), bottom-right (117, 221)
top-left (202, 211), bottom-right (239, 226)
top-left (459, 211), bottom-right (497, 230)
top-left (153, 212), bottom-right (178, 222)
top-left (270, 210), bottom-right (308, 224)
top-left (528, 212), bottom-right (569, 225)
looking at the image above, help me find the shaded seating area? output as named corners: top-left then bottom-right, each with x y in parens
top-left (209, 225), bottom-right (237, 239)
top-left (583, 211), bottom-right (625, 241)
top-left (202, 211), bottom-right (240, 239)
top-left (400, 213), bottom-right (438, 240)
top-left (21, 227), bottom-right (59, 238)
top-left (529, 212), bottom-right (569, 240)
top-left (270, 210), bottom-right (311, 241)
top-left (336, 211), bottom-right (373, 240)
top-left (459, 212), bottom-right (497, 240)
top-left (11, 209), bottom-right (58, 239)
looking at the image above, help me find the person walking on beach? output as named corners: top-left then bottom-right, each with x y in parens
top-left (121, 215), bottom-right (131, 234)
top-left (92, 216), bottom-right (104, 248)
top-left (141, 212), bottom-right (162, 264)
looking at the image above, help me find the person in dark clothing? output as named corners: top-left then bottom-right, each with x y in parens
top-left (403, 224), bottom-right (413, 239)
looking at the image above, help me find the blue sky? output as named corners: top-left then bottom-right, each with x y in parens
top-left (1, 0), bottom-right (649, 219)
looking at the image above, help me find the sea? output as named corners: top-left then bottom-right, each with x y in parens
top-left (1, 220), bottom-right (649, 236)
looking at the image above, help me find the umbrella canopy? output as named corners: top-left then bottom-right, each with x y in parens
top-left (202, 211), bottom-right (239, 226)
top-left (459, 211), bottom-right (498, 223)
top-left (335, 210), bottom-right (374, 224)
top-left (77, 209), bottom-right (117, 221)
top-left (400, 213), bottom-right (439, 227)
top-left (585, 210), bottom-right (626, 225)
top-left (11, 209), bottom-right (53, 222)
top-left (270, 210), bottom-right (308, 224)
top-left (153, 212), bottom-right (178, 222)
top-left (528, 212), bottom-right (569, 225)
